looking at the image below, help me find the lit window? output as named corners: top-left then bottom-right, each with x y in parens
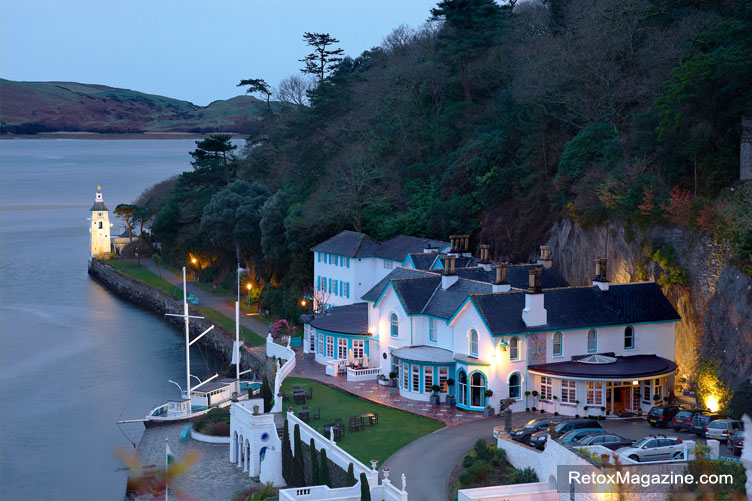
top-left (390, 313), bottom-right (399, 337)
top-left (423, 366), bottom-right (433, 392)
top-left (469, 329), bottom-right (479, 356)
top-left (586, 381), bottom-right (603, 405)
top-left (438, 367), bottom-right (448, 392)
top-left (624, 326), bottom-right (634, 349)
top-left (352, 340), bottom-right (364, 360)
top-left (337, 338), bottom-right (347, 359)
top-left (510, 337), bottom-right (519, 360)
top-left (470, 372), bottom-right (486, 407)
top-left (412, 365), bottom-right (420, 392)
top-left (553, 332), bottom-right (562, 356)
top-left (326, 336), bottom-right (334, 358)
top-left (587, 329), bottom-right (597, 352)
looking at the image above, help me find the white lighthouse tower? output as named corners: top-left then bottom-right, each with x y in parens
top-left (90, 186), bottom-right (111, 257)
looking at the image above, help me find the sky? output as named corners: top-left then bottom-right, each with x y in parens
top-left (1, 0), bottom-right (438, 106)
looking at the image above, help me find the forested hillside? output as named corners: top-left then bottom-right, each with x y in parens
top-left (144, 0), bottom-right (752, 317)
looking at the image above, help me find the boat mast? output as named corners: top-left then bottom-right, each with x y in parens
top-left (183, 267), bottom-right (191, 398)
top-left (235, 300), bottom-right (240, 381)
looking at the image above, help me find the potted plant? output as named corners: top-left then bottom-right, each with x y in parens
top-left (430, 385), bottom-right (441, 405)
top-left (389, 371), bottom-right (399, 395)
top-left (377, 374), bottom-right (391, 386)
top-left (553, 395), bottom-right (559, 416)
top-left (600, 406), bottom-right (606, 419)
top-left (531, 390), bottom-right (539, 411)
top-left (575, 400), bottom-right (581, 418)
top-left (524, 391), bottom-right (531, 411)
top-left (663, 396), bottom-right (669, 404)
top-left (484, 390), bottom-right (495, 416)
top-left (446, 379), bottom-right (456, 406)
top-left (652, 394), bottom-right (661, 405)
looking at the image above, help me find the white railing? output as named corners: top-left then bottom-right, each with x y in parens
top-left (286, 412), bottom-right (378, 488)
top-left (269, 334), bottom-right (297, 413)
top-left (346, 366), bottom-right (381, 382)
top-left (278, 483), bottom-right (361, 501)
top-left (458, 482), bottom-right (558, 501)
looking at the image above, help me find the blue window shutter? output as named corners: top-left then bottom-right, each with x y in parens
top-left (339, 281), bottom-right (343, 296)
top-left (317, 276), bottom-right (320, 289)
top-left (346, 282), bottom-right (350, 298)
top-left (328, 278), bottom-right (332, 293)
top-left (347, 258), bottom-right (350, 268)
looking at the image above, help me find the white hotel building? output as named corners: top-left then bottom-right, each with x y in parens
top-left (303, 231), bottom-right (680, 417)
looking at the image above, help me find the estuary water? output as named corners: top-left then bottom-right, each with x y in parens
top-left (0, 140), bottom-right (225, 500)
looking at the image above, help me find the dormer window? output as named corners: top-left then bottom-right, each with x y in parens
top-left (469, 329), bottom-right (479, 357)
top-left (587, 329), bottom-right (597, 353)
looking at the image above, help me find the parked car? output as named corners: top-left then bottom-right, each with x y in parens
top-left (615, 436), bottom-right (685, 462)
top-left (647, 405), bottom-right (684, 427)
top-left (730, 429), bottom-right (745, 457)
top-left (529, 419), bottom-right (602, 450)
top-left (576, 433), bottom-right (635, 450)
top-left (690, 412), bottom-right (726, 435)
top-left (508, 417), bottom-right (567, 445)
top-left (705, 419), bottom-right (743, 443)
top-left (560, 428), bottom-right (607, 444)
top-left (670, 409), bottom-right (707, 432)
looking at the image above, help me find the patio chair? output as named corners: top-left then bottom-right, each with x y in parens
top-left (370, 412), bottom-right (379, 425)
top-left (349, 416), bottom-right (362, 432)
top-left (294, 394), bottom-right (306, 405)
top-left (313, 408), bottom-right (320, 420)
top-left (306, 386), bottom-right (313, 399)
top-left (279, 391), bottom-right (290, 401)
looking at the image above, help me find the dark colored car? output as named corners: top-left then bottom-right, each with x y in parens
top-left (530, 419), bottom-right (602, 450)
top-left (730, 429), bottom-right (744, 456)
top-left (509, 417), bottom-right (566, 445)
top-left (647, 405), bottom-right (684, 427)
top-left (670, 409), bottom-right (707, 432)
top-left (690, 412), bottom-right (726, 435)
top-left (576, 433), bottom-right (635, 450)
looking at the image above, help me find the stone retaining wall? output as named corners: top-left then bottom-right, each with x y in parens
top-left (88, 258), bottom-right (266, 376)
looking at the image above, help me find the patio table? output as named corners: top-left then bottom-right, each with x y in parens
top-left (360, 413), bottom-right (375, 426)
top-left (298, 408), bottom-right (310, 422)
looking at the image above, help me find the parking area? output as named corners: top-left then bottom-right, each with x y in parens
top-left (600, 418), bottom-right (737, 458)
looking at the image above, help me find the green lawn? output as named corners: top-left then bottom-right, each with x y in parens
top-left (193, 281), bottom-right (236, 297)
top-left (196, 306), bottom-right (264, 346)
top-left (281, 377), bottom-right (444, 466)
top-left (107, 259), bottom-right (183, 299)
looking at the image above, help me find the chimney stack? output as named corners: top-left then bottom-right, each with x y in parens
top-left (442, 255), bottom-right (459, 289)
top-left (522, 268), bottom-right (547, 326)
top-left (537, 245), bottom-right (553, 268)
top-left (478, 244), bottom-right (491, 271)
top-left (593, 257), bottom-right (609, 291)
top-left (423, 241), bottom-right (436, 254)
top-left (493, 262), bottom-right (510, 293)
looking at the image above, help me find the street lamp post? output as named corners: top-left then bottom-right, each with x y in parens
top-left (247, 283), bottom-right (252, 309)
top-left (191, 257), bottom-right (197, 280)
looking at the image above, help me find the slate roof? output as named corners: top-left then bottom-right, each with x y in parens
top-left (362, 267), bottom-right (493, 319)
top-left (470, 282), bottom-right (680, 336)
top-left (309, 302), bottom-right (370, 335)
top-left (408, 253), bottom-right (440, 270)
top-left (528, 354), bottom-right (677, 379)
top-left (311, 230), bottom-right (446, 262)
top-left (455, 265), bottom-right (569, 289)
top-left (90, 201), bottom-right (108, 211)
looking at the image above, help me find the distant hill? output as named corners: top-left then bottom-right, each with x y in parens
top-left (0, 79), bottom-right (272, 135)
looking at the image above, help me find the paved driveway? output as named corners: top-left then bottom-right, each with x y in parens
top-left (382, 412), bottom-right (540, 501)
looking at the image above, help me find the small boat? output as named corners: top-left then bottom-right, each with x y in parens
top-left (119, 267), bottom-right (258, 427)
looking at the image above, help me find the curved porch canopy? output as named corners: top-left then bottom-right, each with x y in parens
top-left (391, 345), bottom-right (455, 364)
top-left (528, 354), bottom-right (676, 380)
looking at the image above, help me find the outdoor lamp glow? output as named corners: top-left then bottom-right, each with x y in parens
top-left (247, 283), bottom-right (252, 290)
top-left (300, 300), bottom-right (306, 307)
top-left (632, 380), bottom-right (639, 385)
top-left (191, 257), bottom-right (197, 264)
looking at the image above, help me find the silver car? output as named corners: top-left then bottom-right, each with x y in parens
top-left (615, 436), bottom-right (685, 462)
top-left (705, 419), bottom-right (743, 443)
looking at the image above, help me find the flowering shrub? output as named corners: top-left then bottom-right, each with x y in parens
top-left (271, 319), bottom-right (295, 339)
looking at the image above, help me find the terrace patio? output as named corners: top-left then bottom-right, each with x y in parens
top-left (290, 352), bottom-right (490, 426)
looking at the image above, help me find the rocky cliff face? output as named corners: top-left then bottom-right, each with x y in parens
top-left (546, 219), bottom-right (751, 388)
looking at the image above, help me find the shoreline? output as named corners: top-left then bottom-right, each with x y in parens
top-left (0, 131), bottom-right (247, 140)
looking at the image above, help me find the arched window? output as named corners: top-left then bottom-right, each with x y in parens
top-left (587, 329), bottom-right (597, 352)
top-left (510, 337), bottom-right (519, 360)
top-left (624, 326), bottom-right (634, 349)
top-left (390, 313), bottom-right (399, 338)
top-left (553, 332), bottom-right (562, 356)
top-left (457, 370), bottom-right (468, 406)
top-left (470, 372), bottom-right (486, 407)
top-left (509, 373), bottom-right (521, 399)
top-left (469, 329), bottom-right (479, 357)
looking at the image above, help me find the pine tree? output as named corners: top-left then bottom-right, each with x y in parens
top-left (293, 424), bottom-right (305, 486)
top-left (309, 438), bottom-right (319, 485)
top-left (281, 419), bottom-right (292, 484)
top-left (319, 448), bottom-right (331, 487)
top-left (360, 472), bottom-right (371, 501)
top-left (299, 32), bottom-right (344, 81)
top-left (346, 463), bottom-right (355, 486)
top-left (260, 373), bottom-right (273, 413)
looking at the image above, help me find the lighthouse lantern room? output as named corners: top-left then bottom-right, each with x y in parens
top-left (90, 186), bottom-right (111, 257)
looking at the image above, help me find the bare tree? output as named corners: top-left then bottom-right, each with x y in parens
top-left (277, 74), bottom-right (315, 107)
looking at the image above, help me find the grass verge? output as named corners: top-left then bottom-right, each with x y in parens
top-left (196, 306), bottom-right (264, 346)
top-left (106, 259), bottom-right (183, 298)
top-left (281, 377), bottom-right (444, 466)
